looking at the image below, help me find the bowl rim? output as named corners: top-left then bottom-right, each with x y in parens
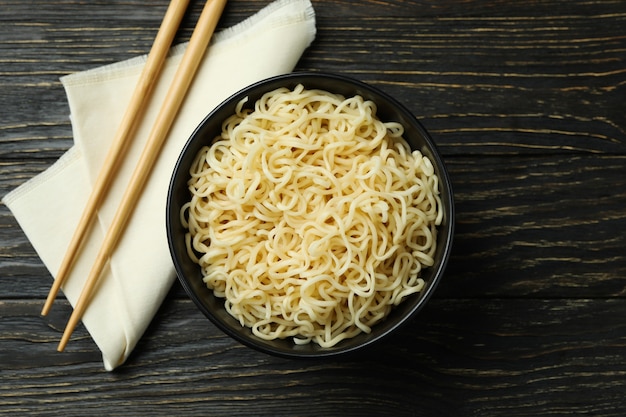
top-left (166, 71), bottom-right (455, 358)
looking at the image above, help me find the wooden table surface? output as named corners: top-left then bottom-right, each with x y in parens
top-left (1, 0), bottom-right (625, 415)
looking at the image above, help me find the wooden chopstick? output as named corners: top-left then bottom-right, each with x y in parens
top-left (41, 0), bottom-right (191, 316)
top-left (57, 0), bottom-right (228, 352)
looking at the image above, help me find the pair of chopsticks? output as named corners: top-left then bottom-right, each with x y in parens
top-left (42, 0), bottom-right (228, 352)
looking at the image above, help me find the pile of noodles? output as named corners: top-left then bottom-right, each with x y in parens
top-left (181, 84), bottom-right (442, 347)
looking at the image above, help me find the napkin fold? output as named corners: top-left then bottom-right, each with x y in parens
top-left (3, 0), bottom-right (316, 371)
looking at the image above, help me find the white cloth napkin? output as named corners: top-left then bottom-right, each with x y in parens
top-left (2, 0), bottom-right (316, 371)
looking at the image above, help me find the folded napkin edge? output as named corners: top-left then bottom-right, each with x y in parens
top-left (2, 146), bottom-right (82, 207)
top-left (215, 0), bottom-right (316, 44)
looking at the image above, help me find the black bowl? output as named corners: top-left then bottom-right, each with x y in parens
top-left (166, 72), bottom-right (454, 358)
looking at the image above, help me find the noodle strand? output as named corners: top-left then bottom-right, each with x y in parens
top-left (183, 85), bottom-right (442, 347)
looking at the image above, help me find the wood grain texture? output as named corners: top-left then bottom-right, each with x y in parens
top-left (2, 298), bottom-right (626, 416)
top-left (1, 0), bottom-right (625, 415)
top-left (2, 154), bottom-right (625, 299)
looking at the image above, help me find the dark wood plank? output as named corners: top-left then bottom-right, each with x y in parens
top-left (305, 11), bottom-right (626, 154)
top-left (441, 153), bottom-right (626, 298)
top-left (2, 1), bottom-right (624, 159)
top-left (3, 154), bottom-right (624, 299)
top-left (2, 298), bottom-right (626, 416)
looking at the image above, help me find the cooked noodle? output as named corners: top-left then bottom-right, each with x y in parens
top-left (181, 84), bottom-right (442, 347)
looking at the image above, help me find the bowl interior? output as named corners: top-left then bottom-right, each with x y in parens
top-left (166, 72), bottom-right (454, 358)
